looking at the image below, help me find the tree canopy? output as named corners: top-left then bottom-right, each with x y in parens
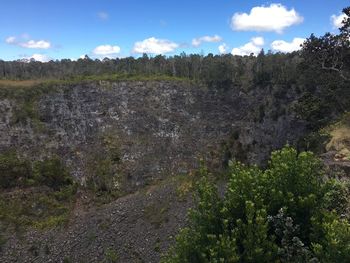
top-left (162, 146), bottom-right (350, 263)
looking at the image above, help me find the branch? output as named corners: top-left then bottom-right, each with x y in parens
top-left (321, 61), bottom-right (349, 81)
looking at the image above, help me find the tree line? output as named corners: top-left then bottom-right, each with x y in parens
top-left (0, 51), bottom-right (302, 89)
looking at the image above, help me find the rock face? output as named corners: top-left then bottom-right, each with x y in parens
top-left (0, 80), bottom-right (309, 262)
top-left (0, 80), bottom-right (306, 191)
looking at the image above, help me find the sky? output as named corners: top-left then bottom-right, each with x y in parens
top-left (0, 0), bottom-right (349, 62)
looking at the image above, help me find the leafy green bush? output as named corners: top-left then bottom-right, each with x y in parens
top-left (33, 157), bottom-right (73, 190)
top-left (0, 151), bottom-right (31, 189)
top-left (0, 151), bottom-right (73, 190)
top-left (163, 146), bottom-right (350, 263)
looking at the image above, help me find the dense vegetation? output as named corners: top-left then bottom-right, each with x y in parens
top-left (0, 151), bottom-right (76, 229)
top-left (163, 146), bottom-right (350, 263)
top-left (0, 151), bottom-right (73, 190)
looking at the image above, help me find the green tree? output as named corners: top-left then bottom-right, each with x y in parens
top-left (162, 146), bottom-right (350, 263)
top-left (302, 7), bottom-right (350, 81)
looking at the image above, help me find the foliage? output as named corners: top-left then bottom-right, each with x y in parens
top-left (84, 132), bottom-right (124, 203)
top-left (0, 151), bottom-right (76, 229)
top-left (0, 51), bottom-right (299, 89)
top-left (163, 146), bottom-right (350, 262)
top-left (302, 7), bottom-right (350, 81)
top-left (0, 151), bottom-right (74, 190)
top-left (0, 150), bottom-right (31, 188)
top-left (33, 157), bottom-right (73, 190)
top-left (103, 248), bottom-right (119, 263)
top-left (0, 83), bottom-right (55, 125)
top-left (296, 6), bottom-right (350, 131)
top-left (312, 218), bottom-right (350, 262)
top-left (86, 154), bottom-right (120, 200)
top-left (0, 185), bottom-right (75, 229)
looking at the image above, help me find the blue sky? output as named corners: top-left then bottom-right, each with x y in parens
top-left (0, 0), bottom-right (348, 61)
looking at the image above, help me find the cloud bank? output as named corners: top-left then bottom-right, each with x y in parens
top-left (92, 45), bottom-right (121, 56)
top-left (133, 37), bottom-right (178, 54)
top-left (5, 36), bottom-right (51, 49)
top-left (231, 37), bottom-right (264, 56)
top-left (271, 37), bottom-right (305, 53)
top-left (231, 3), bottom-right (303, 33)
top-left (192, 35), bottom-right (222, 47)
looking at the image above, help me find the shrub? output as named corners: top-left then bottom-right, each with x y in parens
top-left (0, 151), bottom-right (31, 189)
top-left (0, 151), bottom-right (73, 191)
top-left (33, 157), bottom-right (73, 190)
top-left (162, 146), bottom-right (350, 262)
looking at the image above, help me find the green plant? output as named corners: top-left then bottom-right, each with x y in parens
top-left (0, 153), bottom-right (76, 229)
top-left (0, 151), bottom-right (74, 191)
top-left (33, 157), bottom-right (73, 190)
top-left (312, 218), bottom-right (350, 263)
top-left (0, 151), bottom-right (31, 189)
top-left (154, 238), bottom-right (161, 252)
top-left (162, 146), bottom-right (350, 263)
top-left (103, 248), bottom-right (119, 263)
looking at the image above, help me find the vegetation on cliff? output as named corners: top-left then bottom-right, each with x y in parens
top-left (0, 152), bottom-right (76, 229)
top-left (163, 146), bottom-right (350, 263)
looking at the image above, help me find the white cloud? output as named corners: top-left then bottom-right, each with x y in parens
top-left (218, 43), bottom-right (228, 54)
top-left (5, 36), bottom-right (16, 44)
top-left (132, 37), bottom-right (179, 54)
top-left (21, 54), bottom-right (51, 62)
top-left (331, 13), bottom-right (348, 29)
top-left (97, 11), bottom-right (109, 20)
top-left (19, 40), bottom-right (51, 49)
top-left (251, 36), bottom-right (264, 46)
top-left (231, 3), bottom-right (303, 33)
top-left (271, 37), bottom-right (305, 53)
top-left (5, 35), bottom-right (51, 49)
top-left (192, 35), bottom-right (222, 47)
top-left (92, 45), bottom-right (121, 55)
top-left (231, 37), bottom-right (264, 56)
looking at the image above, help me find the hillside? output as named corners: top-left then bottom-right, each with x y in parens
top-left (0, 78), bottom-right (307, 262)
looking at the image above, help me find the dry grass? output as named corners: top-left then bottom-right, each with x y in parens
top-left (325, 112), bottom-right (350, 160)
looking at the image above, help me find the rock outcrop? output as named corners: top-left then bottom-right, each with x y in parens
top-left (0, 80), bottom-right (309, 262)
top-left (0, 81), bottom-right (306, 191)
top-left (0, 81), bottom-right (305, 190)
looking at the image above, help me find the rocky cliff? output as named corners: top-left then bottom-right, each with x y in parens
top-left (0, 80), bottom-right (308, 262)
top-left (0, 80), bottom-right (306, 192)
